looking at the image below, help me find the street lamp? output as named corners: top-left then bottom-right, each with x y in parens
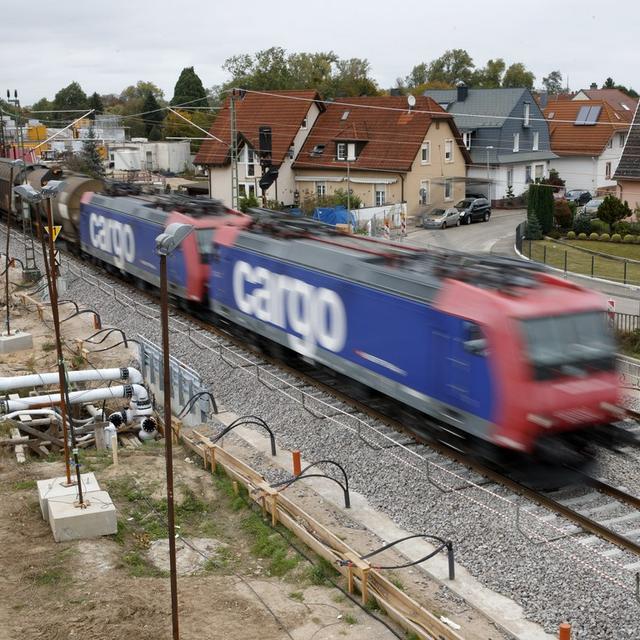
top-left (155, 222), bottom-right (194, 640)
top-left (485, 146), bottom-right (494, 201)
top-left (13, 181), bottom-right (78, 490)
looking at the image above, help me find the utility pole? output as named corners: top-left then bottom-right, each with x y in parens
top-left (230, 91), bottom-right (239, 210)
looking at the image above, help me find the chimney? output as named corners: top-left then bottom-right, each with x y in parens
top-left (539, 91), bottom-right (548, 109)
top-left (457, 83), bottom-right (468, 102)
top-left (590, 82), bottom-right (598, 90)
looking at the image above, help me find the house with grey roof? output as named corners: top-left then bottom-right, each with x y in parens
top-left (424, 86), bottom-right (557, 200)
top-left (614, 102), bottom-right (640, 212)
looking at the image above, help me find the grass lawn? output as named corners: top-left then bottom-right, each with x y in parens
top-left (524, 240), bottom-right (640, 285)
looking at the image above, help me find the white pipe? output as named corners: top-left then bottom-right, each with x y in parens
top-left (1, 384), bottom-right (149, 413)
top-left (0, 367), bottom-right (144, 393)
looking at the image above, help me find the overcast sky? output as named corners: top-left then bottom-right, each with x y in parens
top-left (2, 0), bottom-right (637, 105)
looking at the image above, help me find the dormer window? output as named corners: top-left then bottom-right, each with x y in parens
top-left (462, 132), bottom-right (472, 150)
top-left (311, 144), bottom-right (325, 157)
top-left (336, 142), bottom-right (346, 160)
top-left (523, 102), bottom-right (530, 128)
top-left (341, 111), bottom-right (350, 121)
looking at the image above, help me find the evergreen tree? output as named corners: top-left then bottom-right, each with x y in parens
top-left (526, 213), bottom-right (543, 240)
top-left (148, 125), bottom-right (162, 141)
top-left (171, 67), bottom-right (207, 106)
top-left (53, 81), bottom-right (88, 123)
top-left (80, 128), bottom-right (105, 179)
top-left (88, 92), bottom-right (104, 118)
top-left (597, 195), bottom-right (632, 233)
top-left (142, 91), bottom-right (164, 137)
top-left (527, 184), bottom-right (554, 234)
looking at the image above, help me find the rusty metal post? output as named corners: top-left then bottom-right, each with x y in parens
top-left (559, 622), bottom-right (571, 639)
top-left (292, 450), bottom-right (302, 476)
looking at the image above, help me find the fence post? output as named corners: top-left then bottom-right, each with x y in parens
top-left (543, 245), bottom-right (547, 264)
top-left (564, 250), bottom-right (567, 274)
top-left (591, 255), bottom-right (595, 278)
top-left (624, 260), bottom-right (628, 285)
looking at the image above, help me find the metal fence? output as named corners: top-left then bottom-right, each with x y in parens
top-left (619, 355), bottom-right (640, 391)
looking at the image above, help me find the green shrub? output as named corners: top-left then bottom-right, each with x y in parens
top-left (635, 236), bottom-right (640, 244)
top-left (614, 221), bottom-right (640, 236)
top-left (589, 232), bottom-right (599, 240)
top-left (611, 233), bottom-right (622, 243)
top-left (589, 219), bottom-right (608, 234)
top-left (623, 234), bottom-right (635, 243)
top-left (599, 233), bottom-right (610, 241)
top-left (553, 199), bottom-right (573, 229)
top-left (578, 232), bottom-right (587, 240)
top-left (566, 231), bottom-right (576, 239)
top-left (547, 228), bottom-right (562, 239)
top-left (572, 214), bottom-right (591, 235)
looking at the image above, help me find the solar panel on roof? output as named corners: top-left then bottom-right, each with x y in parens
top-left (585, 105), bottom-right (601, 124)
top-left (575, 105), bottom-right (590, 125)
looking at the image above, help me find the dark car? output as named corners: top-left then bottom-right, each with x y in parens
top-left (565, 190), bottom-right (592, 206)
top-left (455, 197), bottom-right (491, 225)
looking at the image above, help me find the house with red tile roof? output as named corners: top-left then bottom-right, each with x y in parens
top-left (194, 90), bottom-right (324, 206)
top-left (614, 103), bottom-right (640, 211)
top-left (292, 95), bottom-right (470, 217)
top-left (572, 86), bottom-right (637, 123)
top-left (543, 100), bottom-right (630, 193)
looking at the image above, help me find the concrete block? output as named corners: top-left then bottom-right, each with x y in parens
top-left (48, 490), bottom-right (117, 542)
top-left (37, 473), bottom-right (100, 522)
top-left (0, 331), bottom-right (33, 354)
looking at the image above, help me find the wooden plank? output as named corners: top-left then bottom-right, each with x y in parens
top-left (10, 428), bottom-right (26, 464)
top-left (14, 423), bottom-right (64, 448)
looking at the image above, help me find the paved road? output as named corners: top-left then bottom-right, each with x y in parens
top-left (406, 210), bottom-right (640, 315)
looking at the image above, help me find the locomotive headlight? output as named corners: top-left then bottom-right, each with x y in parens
top-left (526, 413), bottom-right (554, 429)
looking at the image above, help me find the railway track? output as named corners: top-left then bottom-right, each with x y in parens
top-left (7, 222), bottom-right (640, 567)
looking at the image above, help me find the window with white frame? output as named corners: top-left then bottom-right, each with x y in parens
top-left (288, 145), bottom-right (295, 159)
top-left (513, 133), bottom-right (520, 152)
top-left (532, 131), bottom-right (539, 151)
top-left (607, 137), bottom-right (613, 149)
top-left (301, 117), bottom-right (307, 129)
top-left (507, 168), bottom-right (513, 188)
top-left (444, 178), bottom-right (453, 200)
top-left (525, 165), bottom-right (532, 183)
top-left (374, 185), bottom-right (386, 206)
top-left (523, 102), bottom-right (530, 127)
top-left (462, 132), bottom-right (472, 150)
top-left (347, 143), bottom-right (356, 161)
top-left (534, 164), bottom-right (544, 180)
top-left (420, 142), bottom-right (431, 164)
top-left (337, 142), bottom-right (346, 160)
top-left (245, 148), bottom-right (256, 177)
top-left (316, 182), bottom-right (326, 197)
top-left (606, 162), bottom-right (612, 180)
top-left (444, 139), bottom-right (454, 162)
top-left (618, 132), bottom-right (626, 147)
top-left (239, 183), bottom-right (256, 198)
top-left (419, 180), bottom-right (430, 205)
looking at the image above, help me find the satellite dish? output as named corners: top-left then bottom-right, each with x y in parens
top-left (407, 94), bottom-right (416, 109)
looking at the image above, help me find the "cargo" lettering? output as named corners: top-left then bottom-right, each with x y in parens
top-left (232, 260), bottom-right (346, 356)
top-left (89, 213), bottom-right (135, 269)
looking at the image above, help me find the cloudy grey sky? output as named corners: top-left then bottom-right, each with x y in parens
top-left (1, 0), bottom-right (637, 105)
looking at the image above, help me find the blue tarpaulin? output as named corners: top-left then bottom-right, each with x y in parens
top-left (312, 206), bottom-right (356, 227)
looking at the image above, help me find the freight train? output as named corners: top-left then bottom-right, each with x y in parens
top-left (0, 164), bottom-right (627, 475)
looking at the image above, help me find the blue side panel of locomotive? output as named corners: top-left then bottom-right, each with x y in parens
top-left (79, 198), bottom-right (189, 291)
top-left (210, 245), bottom-right (495, 422)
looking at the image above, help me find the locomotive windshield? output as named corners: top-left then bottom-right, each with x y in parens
top-left (520, 311), bottom-right (616, 380)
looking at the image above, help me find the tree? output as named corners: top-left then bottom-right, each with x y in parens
top-left (526, 213), bottom-right (543, 240)
top-left (426, 49), bottom-right (475, 86)
top-left (470, 58), bottom-right (506, 88)
top-left (542, 71), bottom-right (563, 94)
top-left (142, 91), bottom-right (164, 138)
top-left (601, 77), bottom-right (638, 98)
top-left (528, 183), bottom-right (554, 233)
top-left (171, 66), bottom-right (208, 107)
top-left (52, 81), bottom-right (88, 123)
top-left (29, 97), bottom-right (54, 113)
top-left (403, 63), bottom-right (429, 89)
top-left (106, 80), bottom-right (166, 138)
top-left (502, 63), bottom-right (535, 89)
top-left (553, 199), bottom-right (573, 229)
top-left (597, 195), bottom-right (632, 233)
top-left (66, 127), bottom-right (105, 178)
top-left (88, 92), bottom-right (104, 118)
top-left (163, 109), bottom-right (214, 152)
top-left (603, 77), bottom-right (615, 89)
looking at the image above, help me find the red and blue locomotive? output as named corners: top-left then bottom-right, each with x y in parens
top-left (76, 194), bottom-right (622, 471)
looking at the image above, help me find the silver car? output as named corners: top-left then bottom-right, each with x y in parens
top-left (422, 207), bottom-right (460, 229)
top-left (579, 197), bottom-right (605, 218)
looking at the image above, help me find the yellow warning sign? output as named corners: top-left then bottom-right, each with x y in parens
top-left (45, 226), bottom-right (62, 242)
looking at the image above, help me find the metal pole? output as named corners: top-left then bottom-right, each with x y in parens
top-left (347, 160), bottom-right (350, 212)
top-left (160, 253), bottom-right (180, 640)
top-left (42, 200), bottom-right (72, 485)
top-left (4, 163), bottom-right (13, 336)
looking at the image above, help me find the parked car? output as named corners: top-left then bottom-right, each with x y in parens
top-left (565, 190), bottom-right (592, 206)
top-left (422, 207), bottom-right (460, 228)
top-left (454, 197), bottom-right (491, 224)
top-left (578, 197), bottom-right (606, 218)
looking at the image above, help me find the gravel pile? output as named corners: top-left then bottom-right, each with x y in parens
top-left (4, 230), bottom-right (640, 639)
